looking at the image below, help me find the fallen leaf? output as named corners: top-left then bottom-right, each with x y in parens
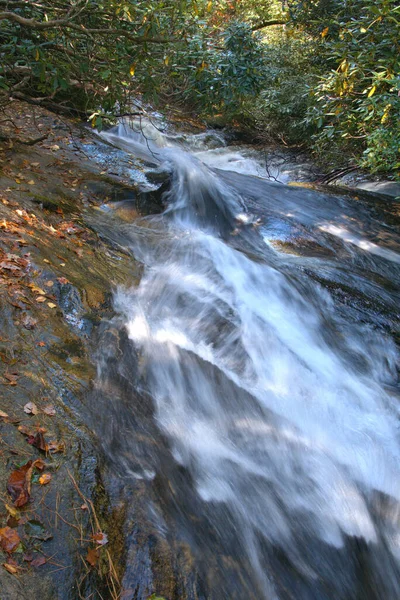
top-left (43, 259), bottom-right (50, 264)
top-left (80, 504), bottom-right (88, 511)
top-left (31, 555), bottom-right (46, 567)
top-left (33, 458), bottom-right (45, 471)
top-left (57, 277), bottom-right (68, 285)
top-left (24, 402), bottom-right (39, 415)
top-left (36, 296), bottom-right (46, 303)
top-left (46, 440), bottom-right (65, 453)
top-left (3, 562), bottom-right (18, 574)
top-left (47, 303), bottom-right (57, 309)
top-left (50, 145), bottom-right (60, 151)
top-left (27, 431), bottom-right (47, 452)
top-left (7, 460), bottom-right (34, 507)
top-left (92, 532), bottom-right (108, 546)
top-left (0, 527), bottom-right (20, 553)
top-left (5, 504), bottom-right (19, 519)
top-left (42, 405), bottom-right (55, 416)
top-left (0, 410), bottom-right (9, 418)
top-left (29, 285), bottom-right (46, 295)
top-left (18, 425), bottom-right (47, 436)
top-left (37, 341), bottom-right (46, 347)
top-left (39, 473), bottom-right (51, 485)
top-left (27, 180), bottom-right (35, 185)
top-left (45, 280), bottom-right (54, 287)
top-left (86, 547), bottom-right (99, 567)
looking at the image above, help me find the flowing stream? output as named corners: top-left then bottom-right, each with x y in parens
top-left (97, 121), bottom-right (400, 599)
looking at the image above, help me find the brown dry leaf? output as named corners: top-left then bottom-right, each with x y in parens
top-left (80, 504), bottom-right (88, 511)
top-left (3, 562), bottom-right (18, 574)
top-left (0, 527), bottom-right (21, 553)
top-left (27, 431), bottom-right (47, 452)
top-left (0, 410), bottom-right (9, 419)
top-left (46, 440), bottom-right (65, 453)
top-left (39, 473), bottom-right (51, 485)
top-left (7, 460), bottom-right (34, 507)
top-left (18, 424), bottom-right (47, 436)
top-left (37, 341), bottom-right (46, 347)
top-left (42, 405), bottom-right (55, 416)
top-left (29, 285), bottom-right (46, 295)
top-left (36, 296), bottom-right (46, 303)
top-left (43, 259), bottom-right (50, 264)
top-left (3, 372), bottom-right (18, 386)
top-left (31, 555), bottom-right (46, 567)
top-left (57, 277), bottom-right (69, 284)
top-left (33, 458), bottom-right (45, 471)
top-left (92, 532), bottom-right (108, 546)
top-left (27, 180), bottom-right (35, 185)
top-left (86, 547), bottom-right (99, 567)
top-left (47, 302), bottom-right (57, 309)
top-left (24, 402), bottom-right (39, 415)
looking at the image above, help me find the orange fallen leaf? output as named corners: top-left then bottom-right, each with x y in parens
top-left (37, 341), bottom-right (46, 347)
top-left (7, 461), bottom-right (34, 507)
top-left (0, 527), bottom-right (20, 553)
top-left (39, 473), bottom-right (51, 485)
top-left (86, 547), bottom-right (99, 567)
top-left (3, 562), bottom-right (18, 574)
top-left (92, 532), bottom-right (108, 546)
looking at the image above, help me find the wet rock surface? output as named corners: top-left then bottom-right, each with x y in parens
top-left (0, 102), bottom-right (182, 600)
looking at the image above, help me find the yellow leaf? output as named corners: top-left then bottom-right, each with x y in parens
top-left (39, 473), bottom-right (52, 485)
top-left (207, 0), bottom-right (212, 11)
top-left (35, 49), bottom-right (39, 61)
top-left (47, 302), bottom-right (57, 309)
top-left (164, 56), bottom-right (169, 66)
top-left (381, 104), bottom-right (392, 124)
top-left (129, 64), bottom-right (135, 76)
top-left (367, 86), bottom-right (376, 98)
top-left (321, 27), bottom-right (329, 38)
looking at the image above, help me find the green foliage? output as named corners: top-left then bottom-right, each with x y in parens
top-left (0, 0), bottom-right (200, 120)
top-left (156, 21), bottom-right (268, 119)
top-left (302, 0), bottom-right (400, 174)
top-left (0, 0), bottom-right (398, 177)
top-left (246, 36), bottom-right (318, 144)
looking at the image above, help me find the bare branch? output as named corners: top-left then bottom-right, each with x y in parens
top-left (0, 10), bottom-right (177, 43)
top-left (251, 19), bottom-right (287, 31)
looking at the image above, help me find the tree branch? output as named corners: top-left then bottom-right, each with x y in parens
top-left (0, 10), bottom-right (177, 43)
top-left (251, 19), bottom-right (287, 31)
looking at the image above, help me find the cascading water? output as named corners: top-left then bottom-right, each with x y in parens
top-left (98, 121), bottom-right (400, 599)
